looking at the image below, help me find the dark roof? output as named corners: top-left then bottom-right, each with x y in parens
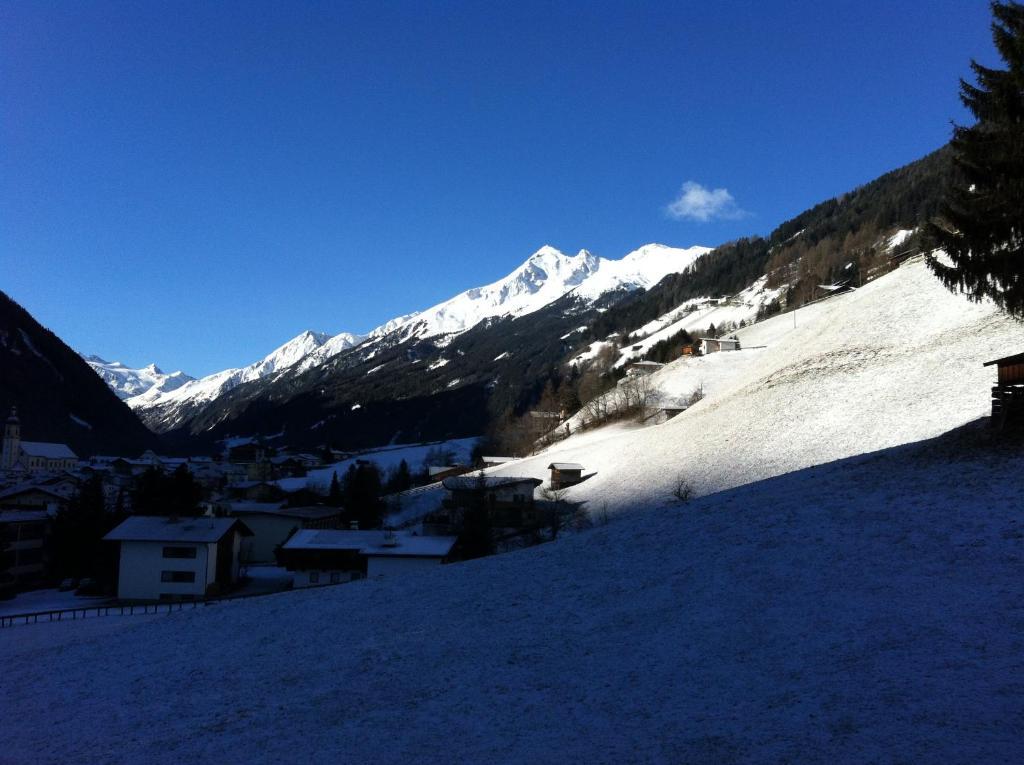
top-left (104, 516), bottom-right (253, 543)
top-left (0, 483), bottom-right (67, 502)
top-left (20, 441), bottom-right (78, 459)
top-left (983, 352), bottom-right (1024, 367)
top-left (442, 476), bottom-right (543, 491)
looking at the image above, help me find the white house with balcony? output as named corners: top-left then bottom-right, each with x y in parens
top-left (103, 516), bottom-right (253, 602)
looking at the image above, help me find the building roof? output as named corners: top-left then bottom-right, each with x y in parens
top-left (225, 503), bottom-right (342, 521)
top-left (19, 441), bottom-right (77, 459)
top-left (283, 529), bottom-right (457, 558)
top-left (626, 361), bottom-right (664, 368)
top-left (0, 483), bottom-right (68, 502)
top-left (548, 462), bottom-right (584, 471)
top-left (428, 465), bottom-right (466, 476)
top-left (441, 476), bottom-right (543, 491)
top-left (0, 509), bottom-right (51, 523)
top-left (103, 516), bottom-right (253, 543)
top-left (480, 456), bottom-right (515, 464)
top-left (983, 351), bottom-right (1024, 367)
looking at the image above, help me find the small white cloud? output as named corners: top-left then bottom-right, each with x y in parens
top-left (666, 181), bottom-right (747, 222)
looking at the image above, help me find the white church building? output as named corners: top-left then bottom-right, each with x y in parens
top-left (1, 408), bottom-right (78, 476)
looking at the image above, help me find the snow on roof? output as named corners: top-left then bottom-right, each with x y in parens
top-left (548, 463), bottom-right (584, 471)
top-left (226, 504), bottom-right (342, 521)
top-left (0, 483), bottom-right (67, 502)
top-left (441, 476), bottom-right (543, 491)
top-left (481, 456), bottom-right (515, 463)
top-left (283, 529), bottom-right (457, 558)
top-left (19, 441), bottom-right (77, 459)
top-left (103, 516), bottom-right (252, 543)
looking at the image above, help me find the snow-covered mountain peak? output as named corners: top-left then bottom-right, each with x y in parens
top-left (83, 355), bottom-right (194, 401)
top-left (364, 242), bottom-right (710, 344)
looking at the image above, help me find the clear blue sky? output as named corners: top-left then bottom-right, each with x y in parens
top-left (1, 1), bottom-right (998, 376)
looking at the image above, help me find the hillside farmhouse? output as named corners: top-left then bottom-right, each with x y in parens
top-left (698, 337), bottom-right (740, 355)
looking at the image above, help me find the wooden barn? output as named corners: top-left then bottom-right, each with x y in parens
top-left (984, 352), bottom-right (1024, 429)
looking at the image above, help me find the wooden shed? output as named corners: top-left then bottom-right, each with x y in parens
top-left (983, 351), bottom-right (1024, 429)
top-left (548, 462), bottom-right (584, 490)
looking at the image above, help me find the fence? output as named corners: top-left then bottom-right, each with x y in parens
top-left (0, 579), bottom-right (349, 629)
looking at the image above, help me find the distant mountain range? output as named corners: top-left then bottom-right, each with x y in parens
top-left (91, 242), bottom-right (710, 440)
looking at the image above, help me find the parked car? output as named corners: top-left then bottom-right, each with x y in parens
top-left (0, 572), bottom-right (15, 600)
top-left (74, 578), bottom-right (103, 596)
top-left (58, 578), bottom-right (78, 592)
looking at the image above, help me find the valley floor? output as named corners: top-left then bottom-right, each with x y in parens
top-left (4, 423), bottom-right (1023, 764)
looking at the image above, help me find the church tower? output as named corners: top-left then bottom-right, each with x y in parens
top-left (2, 407), bottom-right (21, 470)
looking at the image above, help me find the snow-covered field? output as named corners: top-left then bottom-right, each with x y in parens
top-left (6, 259), bottom-right (1024, 763)
top-left (4, 426), bottom-right (1023, 763)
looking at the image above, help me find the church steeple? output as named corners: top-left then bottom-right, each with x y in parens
top-left (2, 407), bottom-right (21, 470)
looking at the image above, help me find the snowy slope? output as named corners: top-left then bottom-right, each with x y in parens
top-left (126, 330), bottom-right (360, 427)
top-left (367, 243), bottom-right (711, 342)
top-left (571, 275), bottom-right (785, 368)
top-left (399, 257), bottom-right (1023, 522)
top-left (83, 355), bottom-right (194, 400)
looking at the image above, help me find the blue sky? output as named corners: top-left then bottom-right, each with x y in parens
top-left (1, 1), bottom-right (998, 376)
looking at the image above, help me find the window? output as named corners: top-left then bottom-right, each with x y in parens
top-left (162, 546), bottom-right (197, 559)
top-left (309, 572), bottom-right (320, 584)
top-left (160, 570), bottom-right (196, 583)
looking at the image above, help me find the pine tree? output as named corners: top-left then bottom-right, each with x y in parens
top-left (327, 471), bottom-right (343, 507)
top-left (929, 1), bottom-right (1024, 317)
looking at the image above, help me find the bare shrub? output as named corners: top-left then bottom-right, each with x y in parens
top-left (671, 474), bottom-right (694, 504)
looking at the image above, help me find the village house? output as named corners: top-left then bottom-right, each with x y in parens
top-left (984, 351), bottom-right (1024, 429)
top-left (698, 337), bottom-right (741, 355)
top-left (548, 462), bottom-right (584, 490)
top-left (0, 509), bottom-right (52, 586)
top-left (278, 529), bottom-right (457, 586)
top-left (480, 456), bottom-right (515, 468)
top-left (0, 482), bottom-right (72, 514)
top-left (431, 475), bottom-right (545, 530)
top-left (1, 408), bottom-right (78, 476)
top-left (225, 480), bottom-right (286, 503)
top-left (220, 502), bottom-right (344, 563)
top-left (427, 464), bottom-right (474, 482)
top-left (103, 516), bottom-right (253, 602)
